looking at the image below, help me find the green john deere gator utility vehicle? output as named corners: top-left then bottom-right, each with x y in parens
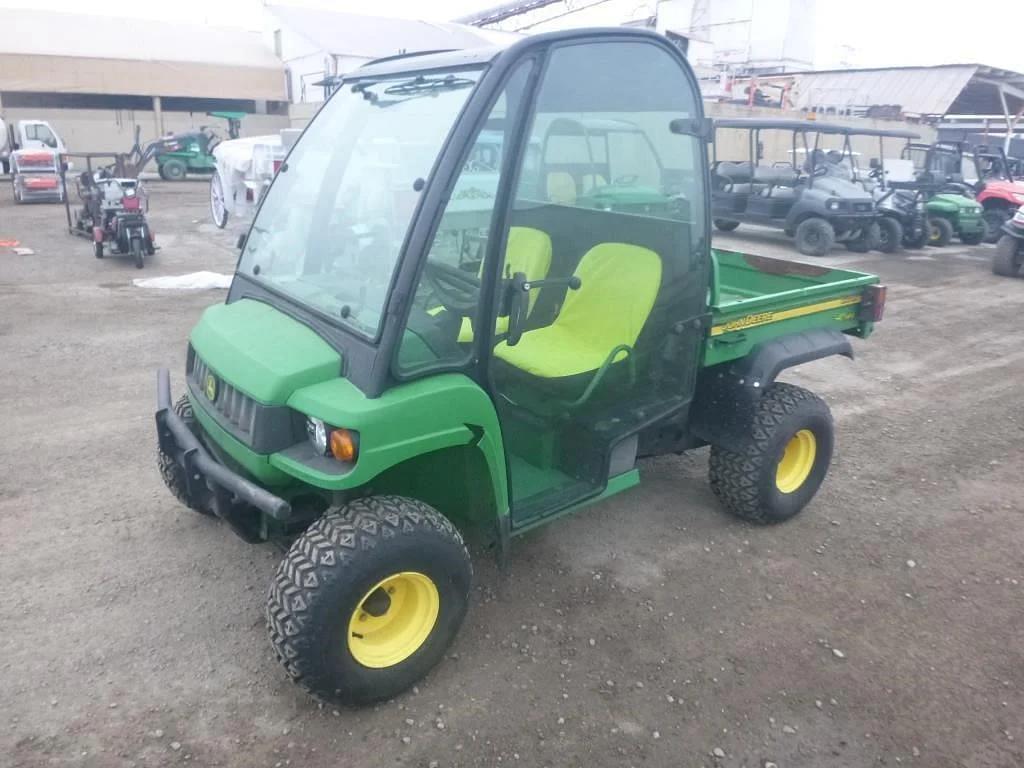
top-left (155, 28), bottom-right (887, 706)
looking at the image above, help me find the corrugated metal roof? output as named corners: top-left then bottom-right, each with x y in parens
top-left (267, 5), bottom-right (520, 60)
top-left (789, 66), bottom-right (978, 117)
top-left (0, 8), bottom-right (281, 69)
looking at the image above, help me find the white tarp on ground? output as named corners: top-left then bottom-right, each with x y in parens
top-left (133, 272), bottom-right (232, 290)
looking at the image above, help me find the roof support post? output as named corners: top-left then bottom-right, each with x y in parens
top-left (152, 95), bottom-right (164, 138)
top-left (998, 85), bottom-right (1015, 154)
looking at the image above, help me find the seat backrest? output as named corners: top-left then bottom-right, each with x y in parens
top-left (581, 173), bottom-right (608, 193)
top-left (546, 171), bottom-right (577, 204)
top-left (503, 226), bottom-right (553, 316)
top-left (558, 243), bottom-right (662, 352)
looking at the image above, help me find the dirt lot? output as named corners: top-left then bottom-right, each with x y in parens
top-left (2, 180), bottom-right (1022, 768)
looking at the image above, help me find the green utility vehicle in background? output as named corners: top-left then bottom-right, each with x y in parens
top-left (902, 142), bottom-right (987, 245)
top-left (155, 29), bottom-right (887, 706)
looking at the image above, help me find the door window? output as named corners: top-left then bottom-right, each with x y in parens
top-left (395, 60), bottom-right (535, 376)
top-left (26, 123), bottom-right (57, 148)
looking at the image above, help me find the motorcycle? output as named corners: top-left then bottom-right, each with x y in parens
top-left (73, 170), bottom-right (155, 269)
top-left (993, 206), bottom-right (1024, 277)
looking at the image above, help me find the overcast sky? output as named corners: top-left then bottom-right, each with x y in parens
top-left (2, 0), bottom-right (1023, 72)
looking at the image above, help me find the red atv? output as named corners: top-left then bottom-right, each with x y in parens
top-left (967, 145), bottom-right (1024, 242)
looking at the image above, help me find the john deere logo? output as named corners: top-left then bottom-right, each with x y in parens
top-left (204, 373), bottom-right (218, 401)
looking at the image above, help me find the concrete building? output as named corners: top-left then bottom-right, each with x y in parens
top-left (0, 8), bottom-right (290, 153)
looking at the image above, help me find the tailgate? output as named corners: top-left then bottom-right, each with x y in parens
top-left (705, 249), bottom-right (882, 367)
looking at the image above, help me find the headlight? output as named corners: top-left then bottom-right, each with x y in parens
top-left (306, 417), bottom-right (328, 455)
top-left (306, 417), bottom-right (359, 462)
top-left (826, 199), bottom-right (841, 211)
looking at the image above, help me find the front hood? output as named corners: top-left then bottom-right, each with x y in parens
top-left (930, 193), bottom-right (978, 211)
top-left (190, 299), bottom-right (341, 404)
top-left (980, 180), bottom-right (1024, 198)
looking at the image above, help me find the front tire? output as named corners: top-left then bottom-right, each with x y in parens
top-left (794, 218), bottom-right (835, 257)
top-left (927, 216), bottom-right (954, 247)
top-left (714, 219), bottom-right (740, 232)
top-left (157, 394), bottom-right (211, 515)
top-left (709, 383), bottom-right (834, 524)
top-left (993, 235), bottom-right (1023, 276)
top-left (267, 496), bottom-right (472, 706)
top-left (210, 171), bottom-right (229, 229)
top-left (94, 241), bottom-right (104, 259)
top-left (983, 208), bottom-right (1010, 244)
top-left (844, 222), bottom-right (880, 253)
top-left (131, 236), bottom-right (144, 269)
top-left (875, 217), bottom-right (903, 254)
top-left (959, 229), bottom-right (985, 246)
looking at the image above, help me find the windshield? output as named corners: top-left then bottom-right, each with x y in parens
top-left (237, 68), bottom-right (483, 337)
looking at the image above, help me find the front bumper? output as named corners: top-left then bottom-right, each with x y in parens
top-left (156, 368), bottom-right (291, 523)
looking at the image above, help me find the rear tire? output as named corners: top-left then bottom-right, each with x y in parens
top-left (875, 217), bottom-right (903, 253)
top-left (267, 496), bottom-right (472, 706)
top-left (927, 216), bottom-right (954, 247)
top-left (709, 382), bottom-right (834, 524)
top-left (993, 235), bottom-right (1023, 276)
top-left (160, 159), bottom-right (187, 181)
top-left (94, 241), bottom-right (104, 259)
top-left (794, 218), bottom-right (835, 257)
top-left (983, 208), bottom-right (1010, 244)
top-left (157, 394), bottom-right (212, 515)
top-left (714, 219), bottom-right (740, 232)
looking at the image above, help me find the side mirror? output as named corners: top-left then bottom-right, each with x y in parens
top-left (236, 233), bottom-right (247, 251)
top-left (669, 117), bottom-right (713, 141)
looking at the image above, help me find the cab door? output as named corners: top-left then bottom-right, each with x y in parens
top-left (484, 38), bottom-right (710, 528)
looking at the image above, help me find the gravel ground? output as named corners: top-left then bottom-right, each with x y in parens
top-left (2, 180), bottom-right (1022, 768)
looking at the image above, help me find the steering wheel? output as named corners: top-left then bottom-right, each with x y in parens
top-left (423, 259), bottom-right (481, 314)
top-left (612, 174), bottom-right (639, 186)
top-left (868, 166), bottom-right (883, 180)
top-left (810, 164), bottom-right (829, 178)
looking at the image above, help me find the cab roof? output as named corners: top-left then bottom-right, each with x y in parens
top-left (713, 117), bottom-right (918, 139)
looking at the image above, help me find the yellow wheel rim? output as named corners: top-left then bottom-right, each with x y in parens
top-left (347, 572), bottom-right (440, 669)
top-left (775, 429), bottom-right (817, 493)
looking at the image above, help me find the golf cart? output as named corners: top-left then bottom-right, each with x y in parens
top-left (155, 28), bottom-right (885, 706)
top-left (710, 118), bottom-right (879, 257)
top-left (811, 125), bottom-right (924, 253)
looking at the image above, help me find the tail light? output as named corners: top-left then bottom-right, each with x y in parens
top-left (122, 196), bottom-right (141, 211)
top-left (273, 159), bottom-right (282, 175)
top-left (245, 188), bottom-right (254, 202)
top-left (858, 284), bottom-right (887, 322)
top-left (93, 226), bottom-right (104, 243)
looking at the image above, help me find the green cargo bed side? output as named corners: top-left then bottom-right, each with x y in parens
top-left (704, 250), bottom-right (880, 367)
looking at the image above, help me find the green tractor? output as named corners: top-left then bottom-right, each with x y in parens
top-left (155, 29), bottom-right (886, 706)
top-left (149, 111), bottom-right (244, 181)
top-left (902, 142), bottom-right (987, 246)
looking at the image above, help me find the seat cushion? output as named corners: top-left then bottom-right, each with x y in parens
top-left (493, 242), bottom-right (661, 378)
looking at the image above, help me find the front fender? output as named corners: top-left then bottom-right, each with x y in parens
top-left (690, 328), bottom-right (853, 453)
top-left (276, 373), bottom-right (509, 516)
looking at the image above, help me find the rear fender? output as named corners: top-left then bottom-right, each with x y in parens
top-left (690, 328), bottom-right (852, 453)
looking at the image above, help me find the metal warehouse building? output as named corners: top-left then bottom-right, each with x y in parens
top-left (0, 9), bottom-right (290, 153)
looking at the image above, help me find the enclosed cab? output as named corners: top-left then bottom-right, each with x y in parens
top-left (155, 29), bottom-right (884, 706)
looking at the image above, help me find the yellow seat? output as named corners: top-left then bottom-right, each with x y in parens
top-left (457, 226), bottom-right (552, 343)
top-left (493, 243), bottom-right (662, 379)
top-left (546, 171), bottom-right (577, 204)
top-left (581, 173), bottom-right (608, 193)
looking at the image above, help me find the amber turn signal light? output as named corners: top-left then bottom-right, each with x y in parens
top-left (329, 428), bottom-right (358, 462)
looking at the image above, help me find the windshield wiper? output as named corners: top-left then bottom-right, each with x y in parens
top-left (356, 74), bottom-right (475, 107)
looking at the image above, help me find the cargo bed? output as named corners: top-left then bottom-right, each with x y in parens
top-left (704, 249), bottom-right (881, 367)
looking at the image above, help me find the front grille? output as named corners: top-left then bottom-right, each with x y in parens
top-left (189, 352), bottom-right (257, 436)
